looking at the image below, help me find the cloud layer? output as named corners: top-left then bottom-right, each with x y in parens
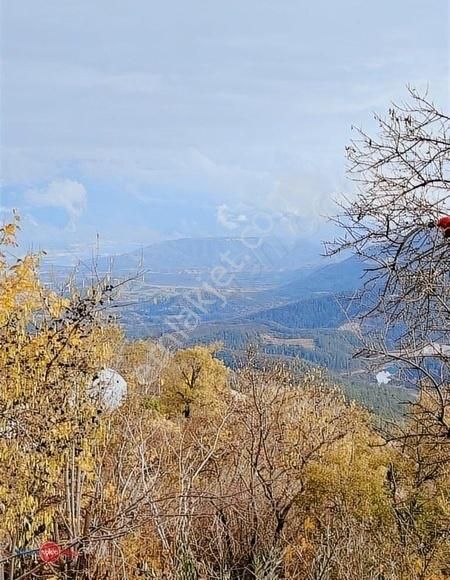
top-left (0, 0), bottom-right (448, 251)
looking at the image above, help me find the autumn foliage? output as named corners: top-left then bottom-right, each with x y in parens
top-left (1, 218), bottom-right (450, 579)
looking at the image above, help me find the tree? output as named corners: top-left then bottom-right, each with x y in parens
top-left (328, 88), bottom-right (450, 440)
top-left (0, 215), bottom-right (124, 578)
top-left (328, 88), bottom-right (450, 578)
top-left (160, 345), bottom-right (228, 418)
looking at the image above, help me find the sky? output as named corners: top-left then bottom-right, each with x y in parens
top-left (0, 0), bottom-right (449, 257)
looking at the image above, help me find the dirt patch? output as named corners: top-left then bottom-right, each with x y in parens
top-left (263, 335), bottom-right (315, 349)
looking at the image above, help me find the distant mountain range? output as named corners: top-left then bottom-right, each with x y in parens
top-left (112, 252), bottom-right (367, 365)
top-left (40, 236), bottom-right (374, 382)
top-left (41, 236), bottom-right (325, 289)
top-left (274, 255), bottom-right (366, 299)
top-left (94, 236), bottom-right (324, 283)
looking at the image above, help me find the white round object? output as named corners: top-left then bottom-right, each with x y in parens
top-left (89, 368), bottom-right (127, 410)
top-left (376, 370), bottom-right (392, 385)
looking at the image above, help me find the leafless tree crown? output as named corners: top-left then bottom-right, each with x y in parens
top-left (328, 88), bottom-right (450, 436)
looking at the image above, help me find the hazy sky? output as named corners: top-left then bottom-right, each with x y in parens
top-left (0, 0), bottom-right (449, 255)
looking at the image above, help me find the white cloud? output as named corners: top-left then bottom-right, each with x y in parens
top-left (217, 205), bottom-right (238, 230)
top-left (216, 204), bottom-right (250, 230)
top-left (25, 179), bottom-right (87, 220)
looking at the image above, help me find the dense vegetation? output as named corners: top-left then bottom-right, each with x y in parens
top-left (247, 295), bottom-right (350, 330)
top-left (0, 217), bottom-right (449, 580)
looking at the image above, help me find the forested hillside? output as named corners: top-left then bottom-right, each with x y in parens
top-left (274, 255), bottom-right (366, 298)
top-left (247, 294), bottom-right (353, 329)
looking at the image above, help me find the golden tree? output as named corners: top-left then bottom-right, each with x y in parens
top-left (160, 345), bottom-right (228, 418)
top-left (0, 215), bottom-right (123, 578)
